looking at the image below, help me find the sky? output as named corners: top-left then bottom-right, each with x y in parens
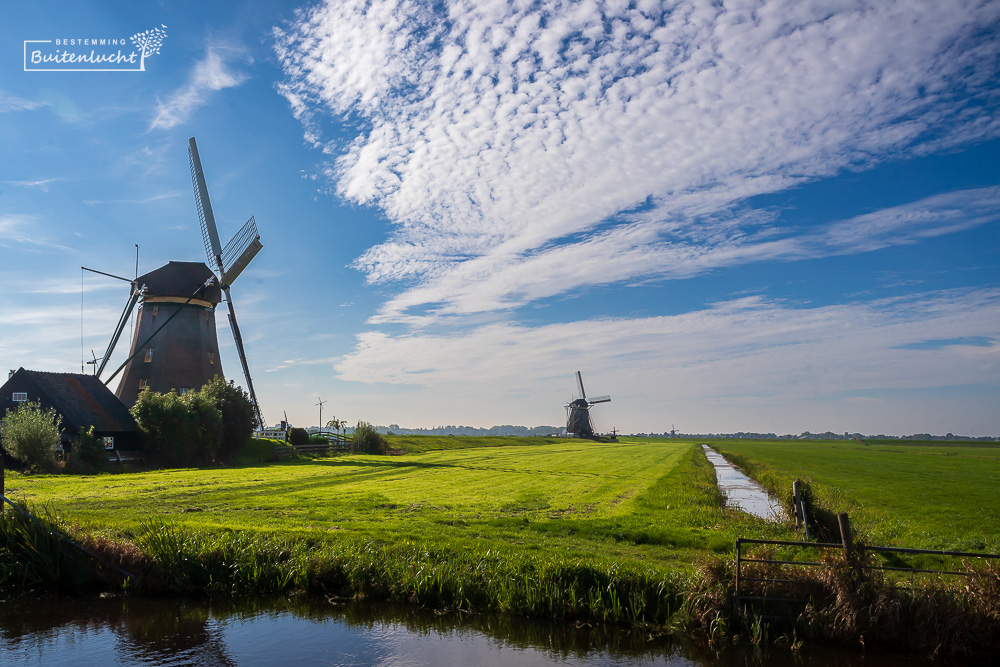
top-left (0, 0), bottom-right (998, 436)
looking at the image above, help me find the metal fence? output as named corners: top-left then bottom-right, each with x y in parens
top-left (735, 515), bottom-right (999, 618)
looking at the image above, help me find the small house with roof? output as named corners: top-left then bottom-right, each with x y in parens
top-left (0, 368), bottom-right (140, 451)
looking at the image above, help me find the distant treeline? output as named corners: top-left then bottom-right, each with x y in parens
top-left (307, 424), bottom-right (997, 441)
top-left (366, 424), bottom-right (562, 437)
top-left (633, 430), bottom-right (998, 441)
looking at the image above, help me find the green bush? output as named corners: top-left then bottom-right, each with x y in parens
top-left (0, 400), bottom-right (61, 471)
top-left (289, 427), bottom-right (309, 447)
top-left (66, 425), bottom-right (107, 474)
top-left (353, 420), bottom-right (388, 455)
top-left (131, 389), bottom-right (222, 467)
top-left (200, 376), bottom-right (255, 463)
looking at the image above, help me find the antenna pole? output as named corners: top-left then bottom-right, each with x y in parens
top-left (316, 397), bottom-right (326, 435)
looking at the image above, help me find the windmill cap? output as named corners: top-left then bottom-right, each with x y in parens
top-left (137, 261), bottom-right (222, 303)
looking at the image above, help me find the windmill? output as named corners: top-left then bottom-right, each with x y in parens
top-left (565, 371), bottom-right (611, 438)
top-left (92, 137), bottom-right (266, 428)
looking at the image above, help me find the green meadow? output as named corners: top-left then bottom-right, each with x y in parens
top-left (710, 439), bottom-right (1000, 552)
top-left (3, 438), bottom-right (792, 573)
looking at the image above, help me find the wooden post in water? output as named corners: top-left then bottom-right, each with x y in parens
top-left (838, 512), bottom-right (854, 557)
top-left (792, 481), bottom-right (802, 529)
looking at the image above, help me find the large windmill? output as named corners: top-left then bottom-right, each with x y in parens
top-left (93, 137), bottom-right (266, 428)
top-left (565, 371), bottom-right (611, 438)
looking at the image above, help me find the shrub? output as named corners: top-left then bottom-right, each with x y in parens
top-left (200, 376), bottom-right (256, 463)
top-left (289, 427), bottom-right (309, 447)
top-left (0, 400), bottom-right (61, 471)
top-left (66, 425), bottom-right (107, 474)
top-left (353, 420), bottom-right (388, 455)
top-left (131, 389), bottom-right (222, 467)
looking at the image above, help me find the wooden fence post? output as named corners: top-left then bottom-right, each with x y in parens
top-left (792, 481), bottom-right (802, 529)
top-left (838, 512), bottom-right (853, 557)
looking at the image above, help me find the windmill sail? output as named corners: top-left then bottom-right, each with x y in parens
top-left (187, 137), bottom-right (266, 428)
top-left (188, 138), bottom-right (223, 267)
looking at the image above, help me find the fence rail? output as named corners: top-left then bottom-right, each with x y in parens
top-left (735, 514), bottom-right (1000, 618)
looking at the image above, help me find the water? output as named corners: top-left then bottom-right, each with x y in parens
top-left (0, 595), bottom-right (690, 666)
top-left (0, 594), bottom-right (914, 666)
top-left (701, 445), bottom-right (784, 521)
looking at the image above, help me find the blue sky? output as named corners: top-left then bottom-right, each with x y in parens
top-left (1, 0), bottom-right (998, 435)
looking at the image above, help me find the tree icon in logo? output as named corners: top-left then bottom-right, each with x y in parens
top-left (130, 24), bottom-right (168, 71)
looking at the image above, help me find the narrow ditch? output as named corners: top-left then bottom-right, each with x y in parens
top-left (700, 444), bottom-right (784, 521)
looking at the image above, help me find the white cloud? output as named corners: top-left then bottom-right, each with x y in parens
top-left (334, 288), bottom-right (1000, 433)
top-left (276, 0), bottom-right (1000, 324)
top-left (367, 186), bottom-right (1000, 323)
top-left (150, 45), bottom-right (251, 131)
top-left (3, 178), bottom-right (64, 192)
top-left (84, 192), bottom-right (182, 206)
top-left (0, 215), bottom-right (74, 252)
top-left (0, 91), bottom-right (48, 113)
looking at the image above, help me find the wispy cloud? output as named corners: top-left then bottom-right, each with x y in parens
top-left (84, 192), bottom-right (182, 206)
top-left (276, 0), bottom-right (1000, 325)
top-left (3, 178), bottom-right (64, 192)
top-left (150, 44), bottom-right (251, 131)
top-left (0, 215), bottom-right (74, 252)
top-left (0, 91), bottom-right (48, 113)
top-left (368, 187), bottom-right (1000, 324)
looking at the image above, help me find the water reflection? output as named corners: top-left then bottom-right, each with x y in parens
top-left (0, 593), bottom-right (921, 666)
top-left (0, 594), bottom-right (694, 666)
top-left (701, 445), bottom-right (784, 521)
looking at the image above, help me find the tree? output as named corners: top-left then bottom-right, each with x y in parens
top-left (289, 427), bottom-right (309, 447)
top-left (0, 400), bottom-right (62, 471)
top-left (326, 417), bottom-right (347, 438)
top-left (353, 420), bottom-right (388, 455)
top-left (200, 376), bottom-right (255, 463)
top-left (131, 389), bottom-right (222, 467)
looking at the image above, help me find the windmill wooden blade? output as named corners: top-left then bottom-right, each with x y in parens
top-left (96, 287), bottom-right (139, 378)
top-left (576, 370), bottom-right (586, 399)
top-left (587, 395), bottom-right (611, 404)
top-left (224, 287), bottom-right (265, 429)
top-left (188, 137), bottom-right (223, 269)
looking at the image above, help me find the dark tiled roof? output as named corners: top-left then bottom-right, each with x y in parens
top-left (137, 261), bottom-right (221, 302)
top-left (18, 370), bottom-right (138, 433)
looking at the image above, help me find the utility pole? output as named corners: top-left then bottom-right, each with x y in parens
top-left (316, 397), bottom-right (326, 435)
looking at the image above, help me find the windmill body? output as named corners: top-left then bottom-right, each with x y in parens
top-left (564, 371), bottom-right (611, 438)
top-left (95, 137), bottom-right (266, 427)
top-left (115, 262), bottom-right (223, 405)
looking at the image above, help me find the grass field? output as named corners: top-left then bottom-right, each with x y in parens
top-left (2, 436), bottom-right (997, 656)
top-left (710, 439), bottom-right (1000, 552)
top-left (3, 438), bottom-right (792, 573)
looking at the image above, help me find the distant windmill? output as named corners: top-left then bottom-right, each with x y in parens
top-left (565, 371), bottom-right (611, 438)
top-left (91, 137), bottom-right (266, 427)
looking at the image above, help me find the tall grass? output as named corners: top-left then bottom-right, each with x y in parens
top-left (0, 503), bottom-right (102, 589)
top-left (675, 543), bottom-right (1000, 660)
